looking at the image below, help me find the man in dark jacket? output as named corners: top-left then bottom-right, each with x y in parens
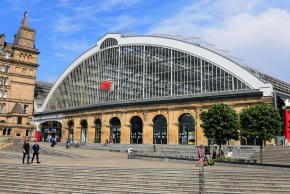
top-left (23, 140), bottom-right (30, 164)
top-left (31, 141), bottom-right (41, 163)
top-left (204, 144), bottom-right (212, 166)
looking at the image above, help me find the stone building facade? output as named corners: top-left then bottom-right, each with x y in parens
top-left (0, 12), bottom-right (39, 138)
top-left (33, 32), bottom-right (289, 146)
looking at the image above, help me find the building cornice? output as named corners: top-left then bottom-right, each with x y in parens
top-left (12, 45), bottom-right (40, 54)
top-left (35, 89), bottom-right (263, 116)
top-left (0, 57), bottom-right (39, 68)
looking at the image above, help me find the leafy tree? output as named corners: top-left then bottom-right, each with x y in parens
top-left (199, 103), bottom-right (240, 156)
top-left (240, 104), bottom-right (282, 163)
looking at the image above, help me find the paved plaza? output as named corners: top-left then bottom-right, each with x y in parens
top-left (0, 143), bottom-right (278, 171)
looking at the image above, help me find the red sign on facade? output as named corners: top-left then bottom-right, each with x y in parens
top-left (100, 81), bottom-right (112, 90)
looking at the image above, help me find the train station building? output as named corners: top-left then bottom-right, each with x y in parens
top-left (32, 31), bottom-right (290, 146)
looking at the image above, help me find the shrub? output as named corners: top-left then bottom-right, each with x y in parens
top-left (210, 159), bottom-right (215, 165)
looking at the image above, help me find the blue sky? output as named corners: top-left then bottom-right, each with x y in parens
top-left (1, 0), bottom-right (290, 83)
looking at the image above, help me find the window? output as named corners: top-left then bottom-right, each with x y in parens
top-left (5, 52), bottom-right (9, 59)
top-left (4, 78), bottom-right (8, 85)
top-left (0, 90), bottom-right (2, 98)
top-left (17, 117), bottom-right (22, 124)
top-left (5, 66), bottom-right (9, 73)
top-left (3, 129), bottom-right (6, 135)
top-left (24, 105), bottom-right (28, 114)
top-left (3, 90), bottom-right (7, 98)
top-left (0, 77), bottom-right (3, 85)
top-left (7, 129), bottom-right (11, 135)
top-left (1, 103), bottom-right (5, 113)
top-left (26, 129), bottom-right (29, 136)
top-left (16, 133), bottom-right (21, 136)
top-left (30, 130), bottom-right (33, 136)
top-left (1, 66), bottom-right (4, 72)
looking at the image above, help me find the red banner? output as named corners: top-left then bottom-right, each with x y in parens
top-left (285, 110), bottom-right (290, 140)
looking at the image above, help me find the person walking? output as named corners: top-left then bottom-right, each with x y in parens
top-left (23, 140), bottom-right (30, 164)
top-left (66, 138), bottom-right (71, 149)
top-left (204, 144), bottom-right (213, 166)
top-left (31, 141), bottom-right (41, 163)
top-left (113, 133), bottom-right (116, 143)
top-left (212, 146), bottom-right (217, 159)
top-left (111, 133), bottom-right (114, 144)
top-left (196, 144), bottom-right (204, 167)
top-left (51, 137), bottom-right (55, 148)
top-left (221, 147), bottom-right (224, 157)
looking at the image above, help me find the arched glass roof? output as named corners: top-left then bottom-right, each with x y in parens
top-left (45, 44), bottom-right (251, 111)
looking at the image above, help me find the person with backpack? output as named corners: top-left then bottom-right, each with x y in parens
top-left (51, 137), bottom-right (55, 148)
top-left (66, 138), bottom-right (71, 149)
top-left (204, 144), bottom-right (213, 166)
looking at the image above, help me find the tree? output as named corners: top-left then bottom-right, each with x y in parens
top-left (240, 103), bottom-right (282, 163)
top-left (199, 103), bottom-right (240, 156)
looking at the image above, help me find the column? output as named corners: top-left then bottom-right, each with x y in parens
top-left (87, 115), bottom-right (95, 143)
top-left (195, 108), bottom-right (207, 145)
top-left (121, 112), bottom-right (130, 144)
top-left (168, 109), bottom-right (178, 145)
top-left (142, 110), bottom-right (152, 144)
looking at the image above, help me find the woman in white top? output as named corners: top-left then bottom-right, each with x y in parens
top-left (226, 150), bottom-right (233, 158)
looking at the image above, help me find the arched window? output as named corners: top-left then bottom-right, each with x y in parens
top-left (95, 119), bottom-right (101, 143)
top-left (0, 77), bottom-right (3, 85)
top-left (130, 116), bottom-right (143, 144)
top-left (7, 129), bottom-right (11, 136)
top-left (5, 66), bottom-right (9, 73)
top-left (81, 120), bottom-right (87, 143)
top-left (1, 103), bottom-right (6, 113)
top-left (1, 65), bottom-right (4, 72)
top-left (3, 90), bottom-right (7, 98)
top-left (68, 121), bottom-right (74, 141)
top-left (179, 114), bottom-right (195, 145)
top-left (4, 78), bottom-right (8, 86)
top-left (110, 117), bottom-right (121, 143)
top-left (100, 38), bottom-right (118, 49)
top-left (153, 115), bottom-right (167, 144)
top-left (3, 129), bottom-right (6, 135)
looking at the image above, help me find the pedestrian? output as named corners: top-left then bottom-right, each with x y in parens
top-left (221, 147), bottom-right (224, 157)
top-left (153, 145), bottom-right (157, 153)
top-left (31, 141), bottom-right (41, 163)
top-left (204, 144), bottom-right (212, 166)
top-left (55, 135), bottom-right (58, 142)
top-left (66, 138), bottom-right (71, 149)
top-left (23, 140), bottom-right (30, 164)
top-left (111, 133), bottom-right (114, 144)
top-left (196, 144), bottom-right (204, 167)
top-left (212, 146), bottom-right (217, 159)
top-left (113, 133), bottom-right (116, 143)
top-left (51, 137), bottom-right (55, 148)
top-left (226, 150), bottom-right (233, 158)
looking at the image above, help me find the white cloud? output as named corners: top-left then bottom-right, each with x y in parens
top-left (54, 53), bottom-right (65, 57)
top-left (148, 1), bottom-right (290, 83)
top-left (58, 36), bottom-right (94, 52)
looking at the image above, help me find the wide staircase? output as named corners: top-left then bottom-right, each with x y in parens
top-left (78, 143), bottom-right (260, 160)
top-left (0, 163), bottom-right (290, 193)
top-left (250, 146), bottom-right (290, 164)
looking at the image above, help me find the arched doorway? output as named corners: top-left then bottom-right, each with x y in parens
top-left (68, 121), bottom-right (74, 141)
top-left (81, 120), bottom-right (88, 143)
top-left (179, 114), bottom-right (195, 144)
top-left (130, 116), bottom-right (142, 144)
top-left (95, 119), bottom-right (101, 143)
top-left (40, 121), bottom-right (62, 142)
top-left (153, 115), bottom-right (167, 144)
top-left (110, 117), bottom-right (121, 143)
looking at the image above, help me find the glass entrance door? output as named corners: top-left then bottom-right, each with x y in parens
top-left (153, 115), bottom-right (167, 144)
top-left (110, 127), bottom-right (121, 143)
top-left (130, 116), bottom-right (143, 144)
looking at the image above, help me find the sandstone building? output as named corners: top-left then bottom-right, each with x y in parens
top-left (0, 12), bottom-right (39, 138)
top-left (33, 31), bottom-right (290, 146)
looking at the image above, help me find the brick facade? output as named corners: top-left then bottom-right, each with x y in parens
top-left (61, 95), bottom-right (275, 146)
top-left (0, 13), bottom-right (39, 139)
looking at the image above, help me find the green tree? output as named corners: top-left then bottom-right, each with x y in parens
top-left (199, 103), bottom-right (240, 156)
top-left (240, 103), bottom-right (282, 163)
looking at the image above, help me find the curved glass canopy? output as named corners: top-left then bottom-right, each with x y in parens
top-left (45, 44), bottom-right (250, 111)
